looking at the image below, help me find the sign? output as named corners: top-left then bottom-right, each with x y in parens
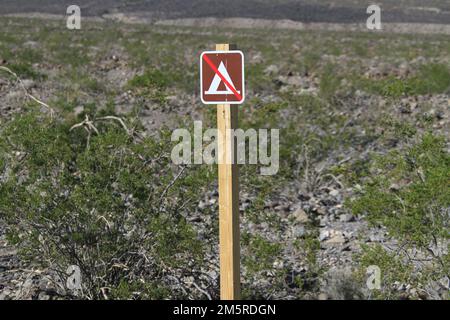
top-left (200, 50), bottom-right (245, 105)
top-left (201, 44), bottom-right (242, 300)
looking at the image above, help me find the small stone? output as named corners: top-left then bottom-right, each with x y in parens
top-left (198, 200), bottom-right (208, 210)
top-left (291, 208), bottom-right (309, 224)
top-left (399, 105), bottom-right (412, 114)
top-left (38, 292), bottom-right (51, 300)
top-left (435, 111), bottom-right (444, 120)
top-left (293, 225), bottom-right (306, 238)
top-left (318, 293), bottom-right (328, 300)
top-left (325, 233), bottom-right (346, 245)
top-left (329, 189), bottom-right (339, 197)
top-left (21, 79), bottom-right (35, 90)
top-left (0, 289), bottom-right (12, 300)
top-left (339, 214), bottom-right (355, 222)
top-left (316, 207), bottom-right (326, 215)
top-left (319, 216), bottom-right (328, 227)
top-left (368, 234), bottom-right (383, 242)
top-left (73, 106), bottom-right (84, 116)
top-left (389, 183), bottom-right (401, 192)
top-left (319, 230), bottom-right (330, 241)
top-left (206, 270), bottom-right (218, 280)
top-left (264, 65), bottom-right (279, 75)
top-left (273, 260), bottom-right (284, 269)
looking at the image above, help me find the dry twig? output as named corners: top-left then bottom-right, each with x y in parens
top-left (0, 66), bottom-right (55, 118)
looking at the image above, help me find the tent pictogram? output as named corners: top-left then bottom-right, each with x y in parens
top-left (200, 51), bottom-right (245, 104)
top-left (205, 61), bottom-right (241, 96)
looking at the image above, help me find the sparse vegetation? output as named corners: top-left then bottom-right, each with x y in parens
top-left (349, 129), bottom-right (449, 299)
top-left (0, 109), bottom-right (214, 299)
top-left (0, 14), bottom-right (449, 300)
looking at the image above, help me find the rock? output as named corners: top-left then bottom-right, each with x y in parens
top-left (273, 260), bottom-right (284, 269)
top-left (251, 53), bottom-right (263, 64)
top-left (264, 65), bottom-right (279, 75)
top-left (318, 293), bottom-right (328, 300)
top-left (291, 208), bottom-right (309, 224)
top-left (206, 269), bottom-right (218, 280)
top-left (38, 292), bottom-right (51, 300)
top-left (298, 193), bottom-right (311, 201)
top-left (21, 79), bottom-right (35, 90)
top-left (315, 207), bottom-right (326, 215)
top-left (367, 234), bottom-right (383, 242)
top-left (319, 230), bottom-right (330, 241)
top-left (329, 189), bottom-right (340, 197)
top-left (0, 288), bottom-right (13, 300)
top-left (436, 111), bottom-right (444, 120)
top-left (73, 106), bottom-right (84, 116)
top-left (325, 233), bottom-right (346, 245)
top-left (292, 225), bottom-right (306, 238)
top-left (389, 183), bottom-right (401, 192)
top-left (339, 214), bottom-right (355, 222)
top-left (319, 216), bottom-right (328, 227)
top-left (198, 200), bottom-right (207, 210)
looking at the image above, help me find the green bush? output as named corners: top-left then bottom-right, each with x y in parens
top-left (356, 63), bottom-right (450, 98)
top-left (8, 62), bottom-right (46, 81)
top-left (349, 132), bottom-right (449, 299)
top-left (127, 69), bottom-right (169, 90)
top-left (126, 68), bottom-right (171, 103)
top-left (0, 111), bottom-right (212, 299)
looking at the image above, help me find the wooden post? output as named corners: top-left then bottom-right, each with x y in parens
top-left (216, 43), bottom-right (240, 300)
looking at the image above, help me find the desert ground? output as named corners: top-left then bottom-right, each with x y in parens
top-left (0, 2), bottom-right (449, 300)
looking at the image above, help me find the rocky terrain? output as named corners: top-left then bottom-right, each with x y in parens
top-left (0, 14), bottom-right (449, 300)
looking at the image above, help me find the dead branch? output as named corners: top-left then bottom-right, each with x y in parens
top-left (96, 116), bottom-right (129, 134)
top-left (158, 166), bottom-right (187, 211)
top-left (0, 66), bottom-right (55, 118)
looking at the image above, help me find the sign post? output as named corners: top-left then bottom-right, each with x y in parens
top-left (200, 44), bottom-right (244, 300)
top-left (216, 43), bottom-right (240, 300)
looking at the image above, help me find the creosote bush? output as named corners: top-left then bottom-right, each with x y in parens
top-left (0, 111), bottom-right (213, 299)
top-left (349, 131), bottom-right (449, 299)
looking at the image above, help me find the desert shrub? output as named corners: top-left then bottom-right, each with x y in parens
top-left (241, 233), bottom-right (285, 299)
top-left (8, 62), bottom-right (46, 81)
top-left (0, 111), bottom-right (213, 299)
top-left (319, 63), bottom-right (342, 100)
top-left (125, 69), bottom-right (170, 104)
top-left (349, 132), bottom-right (449, 299)
top-left (356, 63), bottom-right (450, 98)
top-left (127, 69), bottom-right (169, 90)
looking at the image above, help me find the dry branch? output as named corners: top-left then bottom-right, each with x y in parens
top-left (0, 66), bottom-right (55, 118)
